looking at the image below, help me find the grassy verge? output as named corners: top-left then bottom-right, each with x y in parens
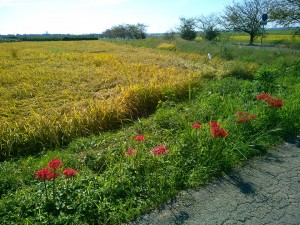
top-left (0, 59), bottom-right (299, 224)
top-left (106, 36), bottom-right (300, 65)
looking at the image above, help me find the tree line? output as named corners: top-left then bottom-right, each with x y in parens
top-left (0, 34), bottom-right (99, 42)
top-left (177, 0), bottom-right (299, 45)
top-left (101, 23), bottom-right (147, 39)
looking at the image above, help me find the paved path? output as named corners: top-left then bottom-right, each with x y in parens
top-left (129, 139), bottom-right (300, 225)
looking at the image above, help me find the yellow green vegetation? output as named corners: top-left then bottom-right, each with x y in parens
top-left (0, 40), bottom-right (258, 159)
top-left (156, 42), bottom-right (176, 51)
top-left (231, 34), bottom-right (300, 45)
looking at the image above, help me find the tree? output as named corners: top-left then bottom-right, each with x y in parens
top-left (101, 29), bottom-right (113, 38)
top-left (178, 17), bottom-right (197, 41)
top-left (112, 25), bottom-right (127, 39)
top-left (163, 29), bottom-right (176, 41)
top-left (126, 23), bottom-right (147, 39)
top-left (101, 23), bottom-right (147, 39)
top-left (196, 14), bottom-right (221, 41)
top-left (269, 0), bottom-right (300, 27)
top-left (221, 0), bottom-right (272, 45)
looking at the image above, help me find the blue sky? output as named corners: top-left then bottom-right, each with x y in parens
top-left (0, 0), bottom-right (237, 34)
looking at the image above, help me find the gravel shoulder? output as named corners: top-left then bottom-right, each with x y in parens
top-left (128, 138), bottom-right (300, 225)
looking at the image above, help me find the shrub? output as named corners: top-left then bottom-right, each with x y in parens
top-left (254, 66), bottom-right (279, 93)
top-left (163, 29), bottom-right (176, 41)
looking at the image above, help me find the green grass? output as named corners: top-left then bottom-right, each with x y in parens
top-left (1, 61), bottom-right (300, 224)
top-left (0, 37), bottom-right (300, 224)
top-left (106, 35), bottom-right (300, 65)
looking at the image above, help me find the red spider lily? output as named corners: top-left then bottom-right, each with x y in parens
top-left (150, 145), bottom-right (168, 156)
top-left (236, 111), bottom-right (257, 123)
top-left (35, 168), bottom-right (59, 180)
top-left (236, 116), bottom-right (250, 123)
top-left (209, 121), bottom-right (220, 128)
top-left (236, 111), bottom-right (245, 115)
top-left (256, 93), bottom-right (283, 108)
top-left (48, 158), bottom-right (63, 169)
top-left (63, 168), bottom-right (77, 178)
top-left (268, 98), bottom-right (283, 108)
top-left (192, 123), bottom-right (202, 129)
top-left (209, 121), bottom-right (228, 138)
top-left (35, 168), bottom-right (51, 180)
top-left (134, 135), bottom-right (145, 141)
top-left (125, 149), bottom-right (137, 156)
top-left (47, 171), bottom-right (60, 180)
top-left (211, 127), bottom-right (228, 138)
top-left (256, 93), bottom-right (273, 101)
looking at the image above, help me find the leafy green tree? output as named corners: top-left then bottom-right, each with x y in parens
top-left (221, 0), bottom-right (272, 45)
top-left (102, 29), bottom-right (114, 38)
top-left (112, 25), bottom-right (127, 39)
top-left (196, 14), bottom-right (221, 41)
top-left (178, 17), bottom-right (197, 41)
top-left (126, 23), bottom-right (147, 39)
top-left (101, 23), bottom-right (147, 39)
top-left (269, 0), bottom-right (300, 27)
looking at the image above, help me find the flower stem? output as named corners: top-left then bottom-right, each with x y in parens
top-left (44, 180), bottom-right (48, 202)
top-left (52, 169), bottom-right (56, 204)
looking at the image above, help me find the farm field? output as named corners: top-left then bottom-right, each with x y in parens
top-left (108, 34), bottom-right (300, 64)
top-left (1, 40), bottom-right (256, 159)
top-left (0, 37), bottom-right (300, 224)
top-left (230, 34), bottom-right (300, 46)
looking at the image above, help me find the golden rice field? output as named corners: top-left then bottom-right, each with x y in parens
top-left (231, 34), bottom-right (300, 45)
top-left (0, 40), bottom-right (258, 159)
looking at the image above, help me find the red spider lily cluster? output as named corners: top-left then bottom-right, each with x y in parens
top-left (150, 145), bottom-right (168, 156)
top-left (236, 111), bottom-right (257, 124)
top-left (209, 121), bottom-right (228, 138)
top-left (127, 134), bottom-right (169, 157)
top-left (125, 92), bottom-right (285, 158)
top-left (192, 123), bottom-right (202, 129)
top-left (35, 158), bottom-right (77, 180)
top-left (256, 93), bottom-right (283, 108)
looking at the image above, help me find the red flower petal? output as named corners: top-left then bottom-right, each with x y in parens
top-left (256, 93), bottom-right (283, 108)
top-left (63, 168), bottom-right (77, 178)
top-left (209, 121), bottom-right (220, 128)
top-left (35, 168), bottom-right (59, 180)
top-left (192, 123), bottom-right (202, 129)
top-left (134, 135), bottom-right (145, 141)
top-left (48, 158), bottom-right (63, 169)
top-left (150, 145), bottom-right (168, 156)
